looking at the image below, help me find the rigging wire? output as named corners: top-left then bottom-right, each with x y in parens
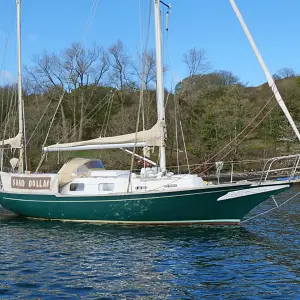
top-left (11, 90), bottom-right (18, 138)
top-left (196, 94), bottom-right (276, 172)
top-left (162, 2), bottom-right (191, 175)
top-left (0, 0), bottom-right (101, 172)
top-left (164, 3), bottom-right (191, 175)
top-left (4, 89), bottom-right (16, 139)
top-left (0, 20), bottom-right (14, 139)
top-left (26, 96), bottom-right (53, 146)
top-left (103, 94), bottom-right (114, 137)
top-left (139, 0), bottom-right (146, 170)
top-left (163, 6), bottom-right (192, 176)
top-left (148, 93), bottom-right (277, 191)
top-left (33, 91), bottom-right (114, 172)
top-left (199, 102), bottom-right (277, 175)
top-left (41, 92), bottom-right (65, 148)
top-left (241, 190), bottom-right (300, 223)
top-left (127, 0), bottom-right (153, 192)
top-left (36, 89), bottom-right (114, 160)
top-left (0, 88), bottom-right (16, 171)
top-left (174, 92), bottom-right (180, 174)
top-left (100, 92), bottom-right (114, 137)
top-left (59, 90), bottom-right (115, 143)
top-left (40, 0), bottom-right (100, 150)
top-left (22, 96), bottom-right (28, 170)
top-left (0, 19), bottom-right (13, 79)
top-left (180, 119), bottom-right (190, 173)
top-left (83, 0), bottom-right (100, 40)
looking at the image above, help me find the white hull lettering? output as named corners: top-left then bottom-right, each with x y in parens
top-left (11, 176), bottom-right (52, 190)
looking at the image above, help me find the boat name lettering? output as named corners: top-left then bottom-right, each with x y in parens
top-left (11, 176), bottom-right (52, 190)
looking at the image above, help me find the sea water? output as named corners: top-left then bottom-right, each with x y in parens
top-left (0, 186), bottom-right (299, 299)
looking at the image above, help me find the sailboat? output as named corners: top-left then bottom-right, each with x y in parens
top-left (0, 0), bottom-right (294, 225)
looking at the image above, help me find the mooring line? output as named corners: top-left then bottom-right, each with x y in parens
top-left (241, 190), bottom-right (300, 223)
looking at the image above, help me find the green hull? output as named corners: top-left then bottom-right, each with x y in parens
top-left (0, 183), bottom-right (290, 225)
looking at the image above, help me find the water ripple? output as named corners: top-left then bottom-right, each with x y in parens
top-left (0, 186), bottom-right (299, 298)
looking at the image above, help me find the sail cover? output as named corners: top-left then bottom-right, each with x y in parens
top-left (0, 133), bottom-right (22, 149)
top-left (44, 121), bottom-right (162, 151)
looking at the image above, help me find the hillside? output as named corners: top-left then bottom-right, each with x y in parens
top-left (1, 44), bottom-right (300, 174)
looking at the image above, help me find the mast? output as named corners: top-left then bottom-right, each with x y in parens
top-left (229, 0), bottom-right (300, 142)
top-left (16, 0), bottom-right (24, 172)
top-left (154, 0), bottom-right (166, 172)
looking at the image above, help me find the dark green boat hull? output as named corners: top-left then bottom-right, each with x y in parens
top-left (0, 183), bottom-right (290, 224)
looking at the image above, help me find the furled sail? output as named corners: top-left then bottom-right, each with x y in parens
top-left (44, 121), bottom-right (162, 152)
top-left (0, 133), bottom-right (22, 149)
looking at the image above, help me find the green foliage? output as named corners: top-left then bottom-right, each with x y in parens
top-left (1, 41), bottom-right (299, 171)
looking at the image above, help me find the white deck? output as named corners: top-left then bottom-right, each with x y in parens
top-left (0, 168), bottom-right (206, 196)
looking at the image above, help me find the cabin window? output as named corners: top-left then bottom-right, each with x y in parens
top-left (98, 183), bottom-right (114, 192)
top-left (70, 183), bottom-right (85, 191)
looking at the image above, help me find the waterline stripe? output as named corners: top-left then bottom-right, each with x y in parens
top-left (25, 217), bottom-right (241, 224)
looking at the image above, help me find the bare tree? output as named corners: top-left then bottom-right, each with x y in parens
top-left (25, 52), bottom-right (64, 93)
top-left (25, 43), bottom-right (109, 141)
top-left (276, 67), bottom-right (296, 79)
top-left (130, 49), bottom-right (161, 128)
top-left (62, 43), bottom-right (109, 139)
top-left (108, 40), bottom-right (132, 90)
top-left (183, 47), bottom-right (210, 77)
top-left (132, 49), bottom-right (156, 91)
top-left (272, 73), bottom-right (282, 81)
top-left (62, 42), bottom-right (109, 88)
top-left (25, 52), bottom-right (69, 142)
top-left (132, 49), bottom-right (169, 91)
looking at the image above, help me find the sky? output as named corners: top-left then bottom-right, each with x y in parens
top-left (0, 0), bottom-right (300, 88)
